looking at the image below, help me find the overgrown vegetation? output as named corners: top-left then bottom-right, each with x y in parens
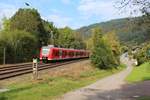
top-left (89, 28), bottom-right (120, 69)
top-left (0, 30), bottom-right (37, 63)
top-left (133, 43), bottom-right (150, 65)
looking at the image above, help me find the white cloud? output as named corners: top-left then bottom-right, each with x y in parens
top-left (45, 14), bottom-right (72, 28)
top-left (0, 3), bottom-right (17, 20)
top-left (44, 14), bottom-right (82, 29)
top-left (78, 0), bottom-right (142, 21)
top-left (61, 0), bottom-right (71, 5)
top-left (0, 3), bottom-right (17, 29)
top-left (51, 9), bottom-right (61, 14)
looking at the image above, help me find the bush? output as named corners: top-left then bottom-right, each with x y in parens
top-left (134, 43), bottom-right (150, 65)
top-left (90, 28), bottom-right (119, 69)
top-left (90, 37), bottom-right (117, 69)
top-left (0, 30), bottom-right (37, 63)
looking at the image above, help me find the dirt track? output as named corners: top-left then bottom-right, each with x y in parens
top-left (58, 54), bottom-right (150, 100)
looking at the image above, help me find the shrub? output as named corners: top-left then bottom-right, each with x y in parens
top-left (134, 43), bottom-right (150, 65)
top-left (90, 28), bottom-right (118, 69)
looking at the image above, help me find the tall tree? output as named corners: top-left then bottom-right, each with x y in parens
top-left (58, 27), bottom-right (74, 48)
top-left (42, 20), bottom-right (59, 46)
top-left (9, 8), bottom-right (48, 47)
top-left (90, 28), bottom-right (117, 69)
top-left (58, 27), bottom-right (86, 49)
top-left (104, 31), bottom-right (121, 64)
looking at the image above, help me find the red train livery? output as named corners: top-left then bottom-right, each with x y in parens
top-left (40, 45), bottom-right (89, 61)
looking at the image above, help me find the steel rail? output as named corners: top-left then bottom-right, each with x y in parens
top-left (0, 59), bottom-right (88, 80)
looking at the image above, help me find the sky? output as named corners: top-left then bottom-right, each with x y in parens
top-left (0, 0), bottom-right (141, 29)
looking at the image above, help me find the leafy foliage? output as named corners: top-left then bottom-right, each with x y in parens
top-left (42, 20), bottom-right (59, 46)
top-left (0, 30), bottom-right (37, 63)
top-left (76, 16), bottom-right (150, 47)
top-left (0, 8), bottom-right (86, 64)
top-left (104, 31), bottom-right (121, 64)
top-left (133, 43), bottom-right (150, 65)
top-left (58, 27), bottom-right (86, 49)
top-left (9, 8), bottom-right (48, 47)
top-left (90, 28), bottom-right (118, 69)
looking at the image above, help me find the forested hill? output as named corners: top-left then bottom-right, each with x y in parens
top-left (76, 17), bottom-right (150, 46)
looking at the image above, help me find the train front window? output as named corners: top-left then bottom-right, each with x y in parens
top-left (42, 48), bottom-right (49, 55)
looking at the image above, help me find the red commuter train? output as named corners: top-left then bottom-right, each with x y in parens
top-left (40, 45), bottom-right (89, 62)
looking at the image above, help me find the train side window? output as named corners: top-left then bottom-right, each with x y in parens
top-left (69, 52), bottom-right (71, 56)
top-left (74, 52), bottom-right (76, 56)
top-left (71, 51), bottom-right (73, 56)
top-left (64, 51), bottom-right (67, 56)
top-left (76, 52), bottom-right (77, 56)
top-left (78, 52), bottom-right (80, 56)
top-left (63, 50), bottom-right (66, 56)
top-left (69, 52), bottom-right (72, 56)
top-left (69, 51), bottom-right (73, 57)
top-left (67, 52), bottom-right (69, 56)
top-left (57, 50), bottom-right (59, 56)
top-left (55, 50), bottom-right (59, 57)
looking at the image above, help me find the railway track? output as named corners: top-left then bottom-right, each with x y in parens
top-left (0, 59), bottom-right (88, 80)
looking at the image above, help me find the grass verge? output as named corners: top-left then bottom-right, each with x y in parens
top-left (126, 62), bottom-right (150, 83)
top-left (0, 64), bottom-right (125, 100)
top-left (138, 96), bottom-right (150, 100)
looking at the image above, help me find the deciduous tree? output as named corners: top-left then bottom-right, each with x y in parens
top-left (90, 28), bottom-right (117, 69)
top-left (9, 8), bottom-right (48, 47)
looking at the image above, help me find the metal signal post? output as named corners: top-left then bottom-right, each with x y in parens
top-left (3, 48), bottom-right (6, 65)
top-left (32, 58), bottom-right (38, 80)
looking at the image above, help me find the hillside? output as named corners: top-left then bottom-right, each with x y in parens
top-left (76, 17), bottom-right (150, 46)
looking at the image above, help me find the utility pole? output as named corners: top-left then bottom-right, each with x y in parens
top-left (3, 48), bottom-right (5, 65)
top-left (51, 31), bottom-right (54, 45)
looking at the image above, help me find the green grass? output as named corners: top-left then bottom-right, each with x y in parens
top-left (126, 62), bottom-right (150, 83)
top-left (137, 96), bottom-right (150, 100)
top-left (0, 65), bottom-right (125, 100)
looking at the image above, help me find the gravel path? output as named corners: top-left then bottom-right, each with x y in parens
top-left (58, 55), bottom-right (150, 100)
